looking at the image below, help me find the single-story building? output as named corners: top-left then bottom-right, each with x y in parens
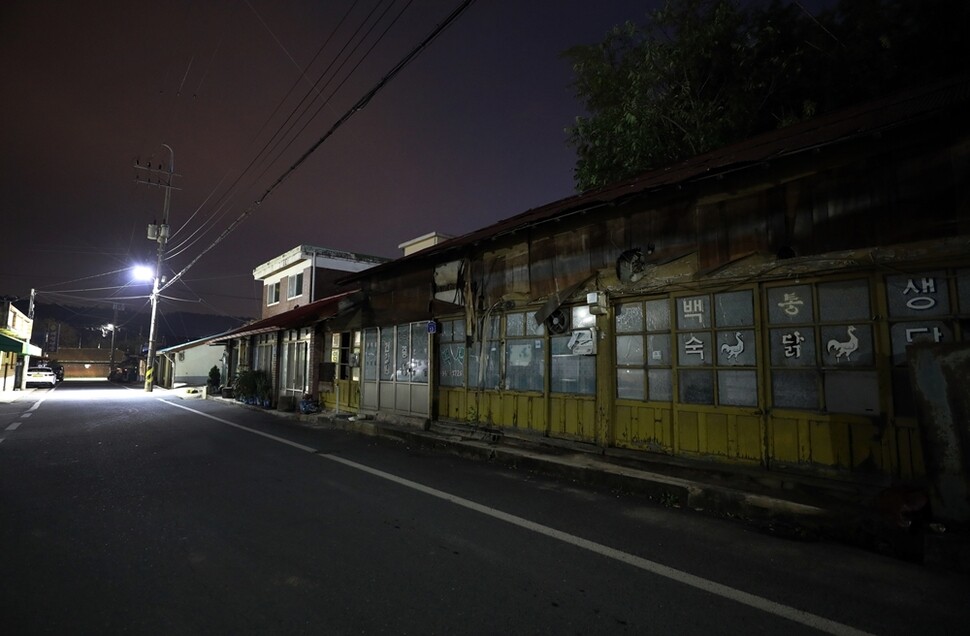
top-left (157, 337), bottom-right (226, 388)
top-left (329, 77), bottom-right (970, 497)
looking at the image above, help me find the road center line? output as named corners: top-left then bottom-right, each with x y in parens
top-left (21, 413), bottom-right (32, 418)
top-left (6, 422), bottom-right (22, 431)
top-left (161, 400), bottom-right (317, 453)
top-left (168, 400), bottom-right (872, 636)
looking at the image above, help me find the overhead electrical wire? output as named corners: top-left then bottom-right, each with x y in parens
top-left (163, 0), bottom-right (375, 257)
top-left (246, 0), bottom-right (410, 188)
top-left (160, 0), bottom-right (476, 295)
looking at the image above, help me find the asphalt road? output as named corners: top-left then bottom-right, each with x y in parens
top-left (1, 381), bottom-right (968, 635)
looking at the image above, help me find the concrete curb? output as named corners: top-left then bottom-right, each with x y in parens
top-left (207, 396), bottom-right (969, 571)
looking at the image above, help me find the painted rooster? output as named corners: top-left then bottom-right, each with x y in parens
top-left (720, 332), bottom-right (744, 359)
top-left (827, 325), bottom-right (859, 360)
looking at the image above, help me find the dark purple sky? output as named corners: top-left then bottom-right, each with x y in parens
top-left (1, 1), bottom-right (828, 320)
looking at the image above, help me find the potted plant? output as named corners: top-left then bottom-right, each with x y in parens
top-left (233, 369), bottom-right (256, 404)
top-left (252, 369), bottom-right (272, 408)
top-left (207, 365), bottom-right (222, 396)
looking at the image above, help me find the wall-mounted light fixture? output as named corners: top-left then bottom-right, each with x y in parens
top-left (587, 291), bottom-right (608, 316)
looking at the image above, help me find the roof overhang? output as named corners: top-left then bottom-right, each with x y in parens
top-left (0, 332), bottom-right (43, 356)
top-left (208, 290), bottom-right (359, 343)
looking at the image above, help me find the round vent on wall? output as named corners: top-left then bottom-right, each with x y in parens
top-left (546, 308), bottom-right (570, 334)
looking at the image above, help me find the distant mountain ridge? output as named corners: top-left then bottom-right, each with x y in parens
top-left (14, 301), bottom-right (251, 352)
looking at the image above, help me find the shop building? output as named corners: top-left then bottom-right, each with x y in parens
top-left (332, 78), bottom-right (970, 487)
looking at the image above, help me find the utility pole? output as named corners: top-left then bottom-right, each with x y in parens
top-left (134, 144), bottom-right (179, 392)
top-left (18, 288), bottom-right (37, 390)
top-left (108, 303), bottom-right (122, 379)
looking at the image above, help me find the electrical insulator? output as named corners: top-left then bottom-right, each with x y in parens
top-left (147, 223), bottom-right (158, 240)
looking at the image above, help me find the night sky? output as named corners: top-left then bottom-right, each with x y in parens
top-left (1, 1), bottom-right (827, 321)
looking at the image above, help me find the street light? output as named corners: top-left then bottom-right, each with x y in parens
top-left (131, 265), bottom-right (154, 283)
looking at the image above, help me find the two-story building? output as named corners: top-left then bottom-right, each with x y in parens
top-left (1, 300), bottom-right (42, 390)
top-left (213, 245), bottom-right (389, 410)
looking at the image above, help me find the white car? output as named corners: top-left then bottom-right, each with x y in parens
top-left (26, 366), bottom-right (57, 388)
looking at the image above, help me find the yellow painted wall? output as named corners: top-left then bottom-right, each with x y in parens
top-left (614, 402), bottom-right (674, 453)
top-left (549, 395), bottom-right (596, 442)
top-left (320, 378), bottom-right (359, 411)
top-left (766, 411), bottom-right (889, 473)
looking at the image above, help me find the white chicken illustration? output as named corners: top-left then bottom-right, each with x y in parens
top-left (720, 332), bottom-right (744, 359)
top-left (827, 325), bottom-right (859, 360)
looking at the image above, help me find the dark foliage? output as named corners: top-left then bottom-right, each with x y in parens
top-left (565, 0), bottom-right (968, 191)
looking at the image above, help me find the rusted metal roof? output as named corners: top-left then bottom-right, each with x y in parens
top-left (208, 290), bottom-right (357, 343)
top-left (344, 75), bottom-right (970, 282)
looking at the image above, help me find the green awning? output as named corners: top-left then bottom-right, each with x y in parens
top-left (0, 332), bottom-right (42, 356)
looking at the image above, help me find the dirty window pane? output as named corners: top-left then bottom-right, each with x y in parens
top-left (718, 370), bottom-right (757, 406)
top-left (824, 371), bottom-right (880, 415)
top-left (889, 321), bottom-right (952, 365)
top-left (648, 369), bottom-right (673, 401)
top-left (677, 332), bottom-right (711, 366)
top-left (440, 320), bottom-right (453, 341)
top-left (818, 279), bottom-right (870, 322)
top-left (645, 299), bottom-right (670, 331)
top-left (646, 334), bottom-right (671, 366)
top-left (505, 339), bottom-right (544, 392)
top-left (439, 343), bottom-right (465, 387)
top-left (505, 312), bottom-right (525, 337)
top-left (468, 315), bottom-right (501, 390)
top-left (820, 324), bottom-right (872, 366)
top-left (617, 368), bottom-right (644, 400)
top-left (769, 328), bottom-right (816, 366)
top-left (679, 369), bottom-right (714, 404)
top-left (395, 325), bottom-right (412, 382)
top-left (715, 291), bottom-right (753, 327)
top-left (767, 285), bottom-right (813, 324)
top-left (380, 326), bottom-right (395, 381)
top-left (363, 328), bottom-right (378, 381)
top-left (410, 323), bottom-right (429, 384)
top-left (551, 335), bottom-right (595, 394)
top-left (958, 269), bottom-right (970, 314)
top-left (716, 329), bottom-right (755, 366)
top-left (615, 303), bottom-right (644, 333)
top-left (677, 295), bottom-right (710, 329)
top-left (453, 319), bottom-right (466, 342)
top-left (886, 271), bottom-right (950, 317)
top-left (468, 340), bottom-right (500, 390)
top-left (572, 305), bottom-right (597, 329)
top-left (771, 370), bottom-right (818, 409)
top-left (616, 335), bottom-right (644, 366)
top-left (526, 314), bottom-right (545, 336)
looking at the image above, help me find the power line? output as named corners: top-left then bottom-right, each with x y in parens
top-left (160, 0), bottom-right (476, 296)
top-left (161, 1), bottom-right (374, 260)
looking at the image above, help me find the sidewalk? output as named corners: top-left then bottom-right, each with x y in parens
top-left (0, 388), bottom-right (32, 403)
top-left (207, 395), bottom-right (969, 572)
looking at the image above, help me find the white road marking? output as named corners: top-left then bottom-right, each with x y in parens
top-left (27, 401), bottom-right (41, 412)
top-left (166, 400), bottom-right (873, 636)
top-left (21, 413), bottom-right (32, 418)
top-left (161, 400), bottom-right (317, 453)
top-left (6, 422), bottom-right (22, 431)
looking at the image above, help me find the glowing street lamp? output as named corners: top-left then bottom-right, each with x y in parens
top-left (131, 265), bottom-right (154, 283)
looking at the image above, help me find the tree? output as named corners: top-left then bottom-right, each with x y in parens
top-left (564, 0), bottom-right (968, 192)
